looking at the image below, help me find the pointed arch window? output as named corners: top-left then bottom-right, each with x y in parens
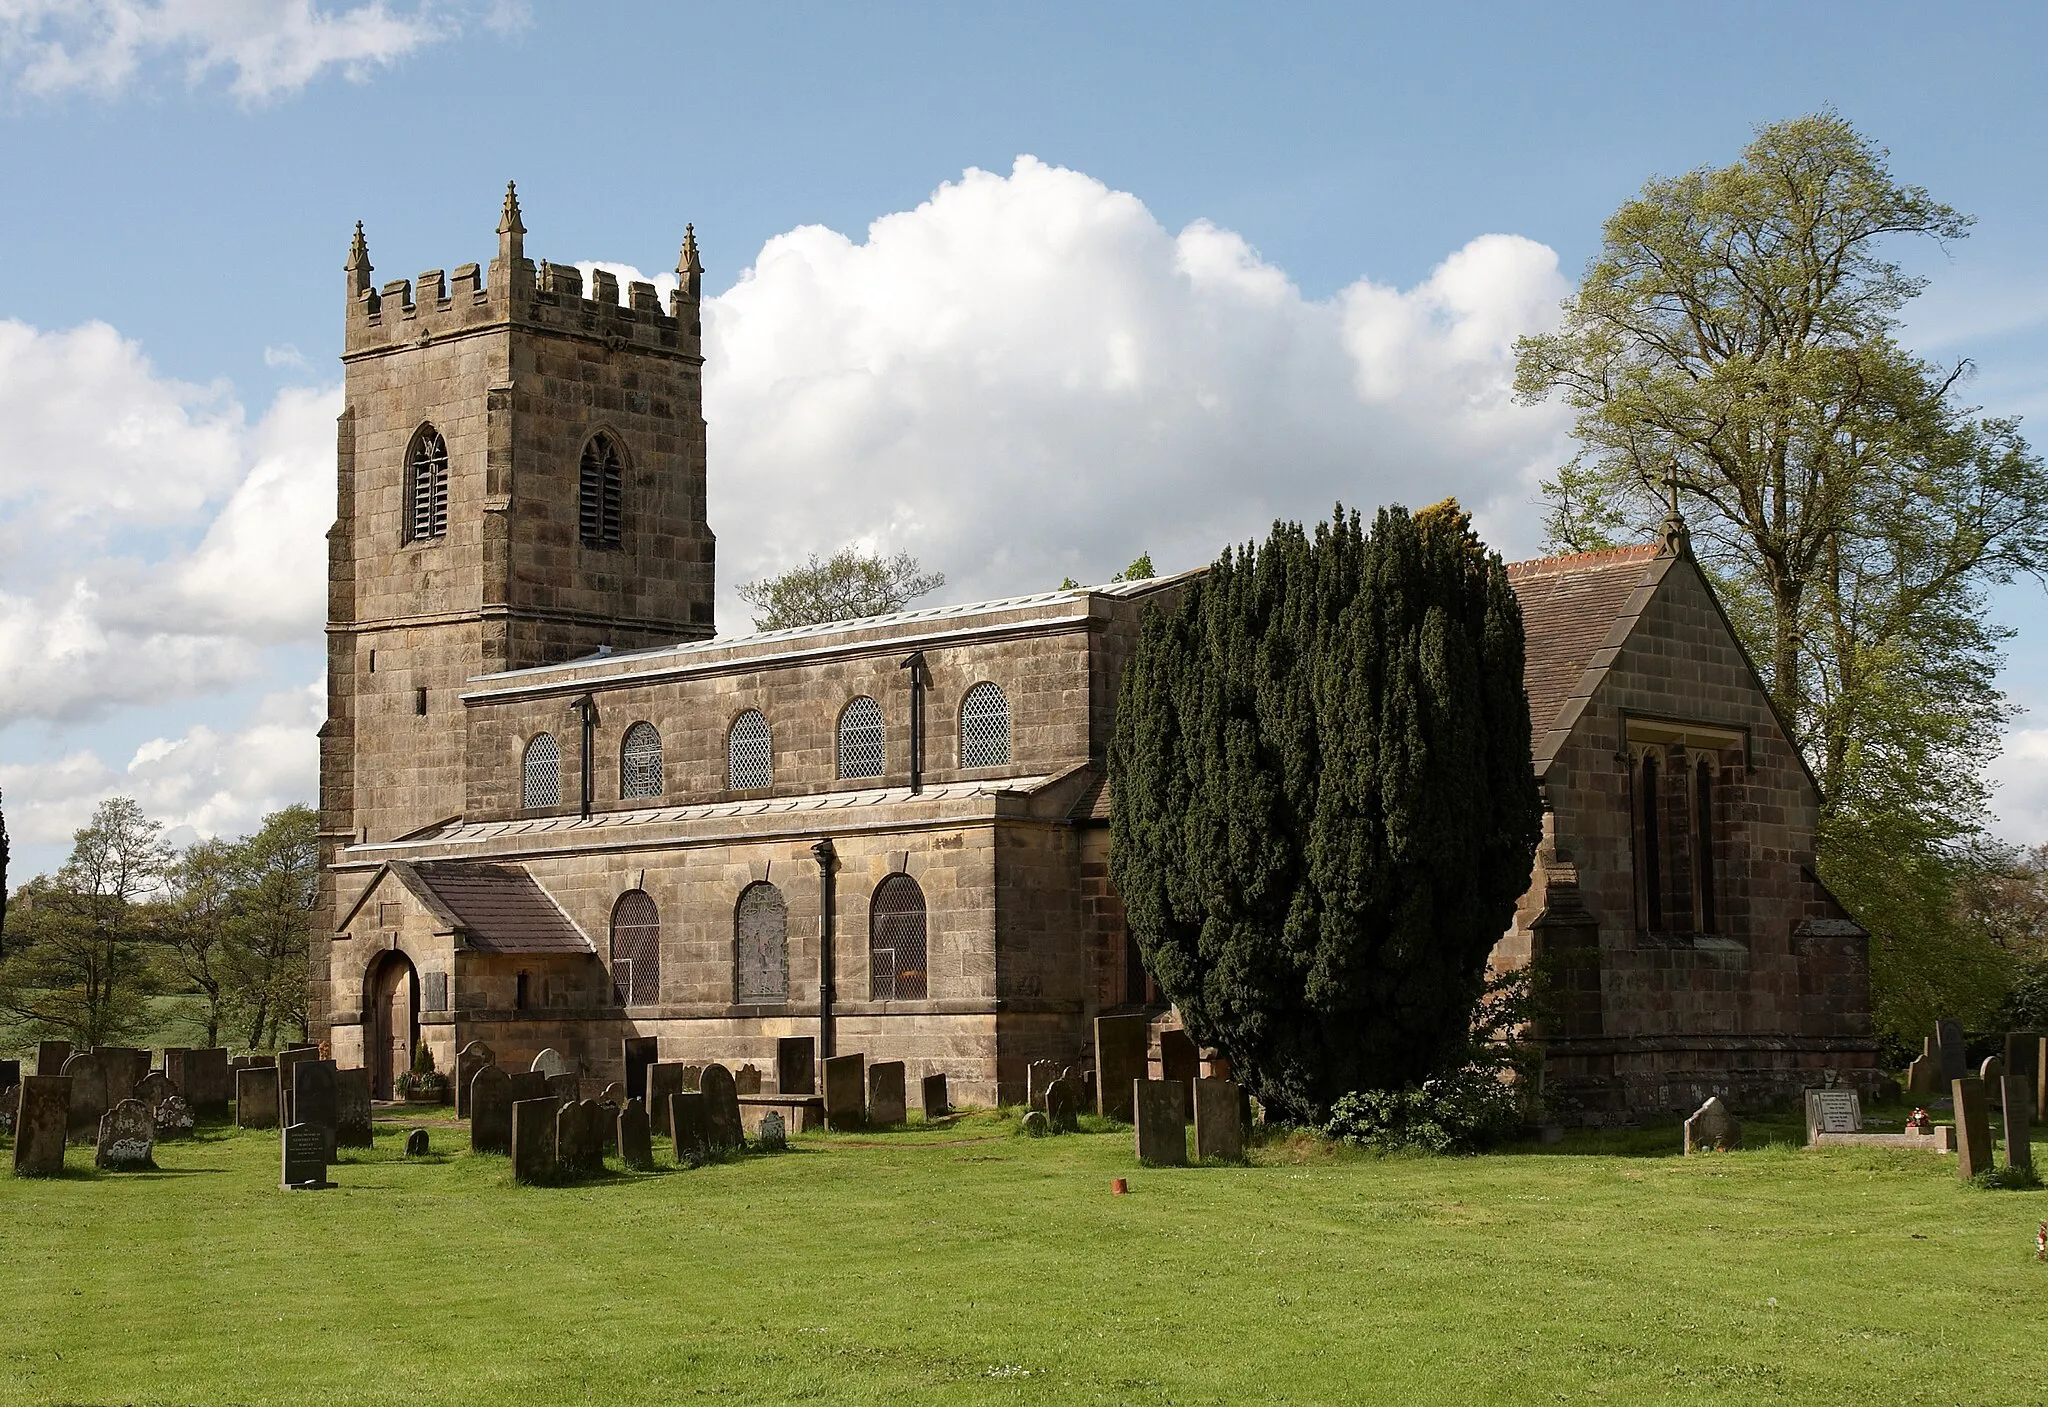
top-left (579, 433), bottom-right (623, 548)
top-left (728, 709), bottom-right (771, 790)
top-left (522, 733), bottom-right (560, 810)
top-left (869, 873), bottom-right (928, 1001)
top-left (406, 426), bottom-right (448, 543)
top-left (735, 882), bottom-right (789, 1003)
top-left (837, 695), bottom-right (885, 779)
top-left (609, 890), bottom-right (660, 1006)
top-left (620, 721), bottom-right (663, 799)
top-left (1638, 752), bottom-right (1662, 931)
top-left (1695, 756), bottom-right (1716, 934)
top-left (959, 681), bottom-right (1011, 769)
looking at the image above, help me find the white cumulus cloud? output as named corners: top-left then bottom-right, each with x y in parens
top-left (1990, 727), bottom-right (2048, 847)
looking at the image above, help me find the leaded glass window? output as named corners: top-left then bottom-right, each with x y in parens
top-left (579, 433), bottom-right (623, 548)
top-left (522, 732), bottom-right (560, 810)
top-left (407, 426), bottom-right (448, 542)
top-left (610, 889), bottom-right (660, 1006)
top-left (836, 695), bottom-right (885, 780)
top-left (620, 721), bottom-right (663, 799)
top-left (958, 682), bottom-right (1010, 769)
top-left (735, 882), bottom-right (788, 1003)
top-left (728, 709), bottom-right (771, 790)
top-left (869, 873), bottom-right (927, 1001)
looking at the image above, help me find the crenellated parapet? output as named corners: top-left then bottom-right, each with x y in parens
top-left (342, 182), bottom-right (704, 361)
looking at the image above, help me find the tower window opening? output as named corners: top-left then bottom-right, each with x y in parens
top-left (406, 426), bottom-right (448, 542)
top-left (579, 433), bottom-right (624, 548)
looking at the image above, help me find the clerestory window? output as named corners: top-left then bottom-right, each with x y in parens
top-left (728, 709), bottom-right (771, 790)
top-left (522, 733), bottom-right (560, 810)
top-left (959, 682), bottom-right (1011, 769)
top-left (837, 696), bottom-right (885, 780)
top-left (620, 721), bottom-right (663, 799)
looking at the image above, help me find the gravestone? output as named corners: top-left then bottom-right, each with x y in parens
top-left (511, 1097), bottom-right (560, 1184)
top-left (1021, 1110), bottom-right (1050, 1137)
top-left (623, 1036), bottom-right (658, 1102)
top-left (454, 1041), bottom-right (495, 1118)
top-left (545, 1073), bottom-right (582, 1103)
top-left (1083, 1069), bottom-right (1097, 1113)
top-left (1026, 1060), bottom-right (1061, 1111)
top-left (176, 1048), bottom-right (231, 1121)
top-left (556, 1099), bottom-right (606, 1175)
top-left (2004, 1032), bottom-right (2040, 1087)
top-left (530, 1049), bottom-right (568, 1079)
top-left (735, 1064), bottom-right (763, 1095)
top-left (1685, 1097), bottom-right (1743, 1154)
top-left (823, 1054), bottom-right (867, 1131)
top-left (1906, 1045), bottom-right (1939, 1097)
top-left (1953, 1077), bottom-right (1994, 1180)
top-left (507, 1070), bottom-right (548, 1104)
top-left (600, 1082), bottom-right (627, 1109)
top-left (618, 1098), bottom-right (653, 1170)
top-left (867, 1062), bottom-right (908, 1127)
top-left (1980, 1056), bottom-right (2005, 1086)
top-left (776, 1036), bottom-right (817, 1095)
top-left (101, 1048), bottom-right (148, 1105)
top-left (670, 1092), bottom-right (711, 1161)
top-left (95, 1098), bottom-right (156, 1170)
top-left (1936, 1019), bottom-right (1967, 1083)
top-left (280, 1122), bottom-right (331, 1189)
top-left (1804, 1087), bottom-right (1862, 1143)
top-left (335, 1068), bottom-right (374, 1149)
top-left (12, 1076), bottom-right (69, 1177)
top-left (134, 1070), bottom-right (176, 1117)
top-left (276, 1046), bottom-right (317, 1124)
top-left (1095, 1014), bottom-right (1147, 1121)
top-left (59, 1050), bottom-right (111, 1144)
top-left (236, 1067), bottom-right (280, 1129)
top-left (35, 1039), bottom-right (72, 1078)
top-left (0, 1081), bottom-right (15, 1135)
top-left (293, 1060), bottom-right (339, 1160)
top-left (154, 1094), bottom-right (195, 1140)
top-left (2036, 1036), bottom-right (2048, 1121)
top-left (470, 1066), bottom-right (514, 1154)
top-left (404, 1128), bottom-right (430, 1157)
top-left (0, 1058), bottom-right (17, 1091)
top-left (1192, 1078), bottom-right (1244, 1161)
top-left (921, 1073), bottom-right (950, 1119)
top-left (1159, 1031), bottom-right (1200, 1120)
top-left (1044, 1078), bottom-right (1079, 1134)
top-left (646, 1063), bottom-right (694, 1138)
top-left (2002, 1075), bottom-right (2034, 1175)
top-left (756, 1109), bottom-right (788, 1150)
top-left (700, 1064), bottom-right (743, 1149)
top-left (1134, 1079), bottom-right (1188, 1166)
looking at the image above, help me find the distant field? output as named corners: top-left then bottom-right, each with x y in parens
top-left (1, 1109), bottom-right (2043, 1405)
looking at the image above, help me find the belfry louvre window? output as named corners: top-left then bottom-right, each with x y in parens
top-left (609, 890), bottom-right (661, 1006)
top-left (620, 721), bottom-right (663, 799)
top-left (869, 873), bottom-right (928, 1001)
top-left (522, 732), bottom-right (561, 810)
top-left (579, 433), bottom-right (623, 548)
top-left (728, 710), bottom-right (772, 790)
top-left (406, 426), bottom-right (448, 542)
top-left (958, 682), bottom-right (1011, 768)
top-left (837, 696), bottom-right (885, 779)
top-left (735, 882), bottom-right (789, 1003)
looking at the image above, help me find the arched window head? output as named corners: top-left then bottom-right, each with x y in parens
top-left (406, 426), bottom-right (448, 543)
top-left (959, 682), bottom-right (1011, 769)
top-left (579, 433), bottom-right (623, 548)
top-left (620, 721), bottom-right (663, 799)
top-left (735, 882), bottom-right (789, 1003)
top-left (610, 889), bottom-right (660, 1006)
top-left (728, 709), bottom-right (771, 790)
top-left (522, 732), bottom-right (560, 810)
top-left (837, 695), bottom-right (885, 780)
top-left (869, 873), bottom-right (928, 1001)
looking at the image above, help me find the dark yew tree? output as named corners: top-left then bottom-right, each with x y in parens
top-left (1109, 502), bottom-right (1541, 1123)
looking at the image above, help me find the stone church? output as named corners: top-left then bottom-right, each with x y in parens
top-left (312, 190), bottom-right (1876, 1116)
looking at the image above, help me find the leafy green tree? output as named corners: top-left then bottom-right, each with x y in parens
top-left (221, 805), bottom-right (319, 1049)
top-left (1062, 551), bottom-right (1156, 591)
top-left (737, 547), bottom-right (944, 630)
top-left (159, 838), bottom-right (241, 1048)
top-left (1513, 112), bottom-right (2048, 1041)
top-left (1110, 502), bottom-right (1541, 1122)
top-left (0, 797), bottom-right (169, 1046)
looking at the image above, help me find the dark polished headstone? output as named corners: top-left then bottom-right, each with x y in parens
top-left (1094, 1014), bottom-right (1147, 1121)
top-left (700, 1064), bottom-right (742, 1149)
top-left (293, 1060), bottom-right (339, 1160)
top-left (776, 1037), bottom-right (816, 1096)
top-left (280, 1122), bottom-right (331, 1189)
top-left (1134, 1079), bottom-right (1187, 1166)
top-left (618, 1098), bottom-right (653, 1170)
top-left (469, 1066), bottom-right (513, 1155)
top-left (867, 1061), bottom-right (907, 1127)
top-left (921, 1073), bottom-right (950, 1119)
top-left (511, 1097), bottom-right (561, 1185)
top-left (822, 1054), bottom-right (866, 1131)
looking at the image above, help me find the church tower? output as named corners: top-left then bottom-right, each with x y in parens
top-left (315, 187), bottom-right (716, 1032)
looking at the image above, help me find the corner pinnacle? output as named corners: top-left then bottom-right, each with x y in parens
top-left (345, 220), bottom-right (373, 295)
top-left (679, 223), bottom-right (702, 276)
top-left (498, 181), bottom-right (526, 237)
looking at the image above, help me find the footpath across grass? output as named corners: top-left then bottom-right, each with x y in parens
top-left (2, 1110), bottom-right (2044, 1406)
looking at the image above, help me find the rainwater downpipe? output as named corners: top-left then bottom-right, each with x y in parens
top-left (899, 650), bottom-right (926, 795)
top-left (572, 694), bottom-right (597, 819)
top-left (813, 837), bottom-right (837, 1058)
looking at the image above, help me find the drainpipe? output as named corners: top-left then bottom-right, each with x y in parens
top-left (813, 837), bottom-right (837, 1058)
top-left (899, 651), bottom-right (926, 794)
top-left (571, 694), bottom-right (597, 818)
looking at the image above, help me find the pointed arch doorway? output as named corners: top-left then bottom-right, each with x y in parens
top-left (367, 950), bottom-right (420, 1101)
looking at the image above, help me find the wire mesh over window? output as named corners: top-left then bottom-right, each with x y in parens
top-left (836, 695), bottom-right (885, 779)
top-left (958, 682), bottom-right (1011, 769)
top-left (734, 882), bottom-right (788, 1003)
top-left (869, 873), bottom-right (928, 1001)
top-left (522, 732), bottom-right (560, 810)
top-left (579, 433), bottom-right (623, 548)
top-left (620, 721), bottom-right (663, 799)
top-left (728, 709), bottom-right (771, 790)
top-left (610, 889), bottom-right (661, 1006)
top-left (406, 426), bottom-right (448, 542)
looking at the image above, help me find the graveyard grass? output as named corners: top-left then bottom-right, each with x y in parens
top-left (3, 1110), bottom-right (2045, 1406)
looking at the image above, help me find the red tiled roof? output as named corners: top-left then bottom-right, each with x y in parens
top-left (1505, 545), bottom-right (1664, 751)
top-left (403, 863), bottom-right (594, 955)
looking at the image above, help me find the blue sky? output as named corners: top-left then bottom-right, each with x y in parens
top-left (3, 0), bottom-right (2048, 877)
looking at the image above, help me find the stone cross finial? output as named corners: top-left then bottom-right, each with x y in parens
top-left (345, 221), bottom-right (373, 297)
top-left (498, 181), bottom-right (525, 263)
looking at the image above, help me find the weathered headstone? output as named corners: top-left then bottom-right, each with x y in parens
top-left (1684, 1096), bottom-right (1742, 1153)
top-left (280, 1122), bottom-right (331, 1189)
top-left (276, 1046), bottom-right (317, 1124)
top-left (670, 1092), bottom-right (710, 1161)
top-left (12, 1075), bottom-right (69, 1176)
top-left (1083, 1069), bottom-right (1098, 1113)
top-left (2001, 1075), bottom-right (2034, 1174)
top-left (776, 1036), bottom-right (817, 1095)
top-left (166, 1048), bottom-right (231, 1121)
top-left (1905, 1052), bottom-right (1939, 1097)
top-left (756, 1109), bottom-right (788, 1150)
top-left (556, 1099), bottom-right (606, 1175)
top-left (35, 1039), bottom-right (72, 1078)
top-left (1936, 1018), bottom-right (1967, 1083)
top-left (59, 1050), bottom-right (110, 1143)
top-left (1134, 1079), bottom-right (1188, 1166)
top-left (399, 1127), bottom-right (427, 1157)
top-left (646, 1062), bottom-right (693, 1138)
top-left (293, 1059), bottom-right (339, 1160)
top-left (1804, 1087), bottom-right (1862, 1143)
top-left (0, 1080), bottom-right (15, 1135)
top-left (599, 1081), bottom-right (627, 1109)
top-left (545, 1072), bottom-right (582, 1103)
top-left (867, 1061), bottom-right (908, 1127)
top-left (335, 1068), bottom-right (374, 1149)
top-left (101, 1047), bottom-right (148, 1103)
top-left (2003, 1032), bottom-right (2040, 1086)
top-left (1192, 1078), bottom-right (1244, 1161)
top-left (735, 1063), bottom-right (763, 1095)
top-left (470, 1065), bottom-right (513, 1154)
top-left (511, 1097), bottom-right (561, 1184)
top-left (0, 1058), bottom-right (18, 1091)
top-left (454, 1041), bottom-right (495, 1118)
top-left (1026, 1060), bottom-right (1061, 1111)
top-left (530, 1048), bottom-right (568, 1079)
top-left (1044, 1077), bottom-right (1080, 1134)
top-left (1021, 1109), bottom-right (1050, 1137)
top-left (823, 1053), bottom-right (866, 1130)
top-left (133, 1070), bottom-right (176, 1116)
top-left (154, 1094), bottom-right (194, 1140)
top-left (236, 1067), bottom-right (280, 1129)
top-left (1095, 1014), bottom-right (1147, 1121)
top-left (618, 1098), bottom-right (653, 1170)
top-left (921, 1072), bottom-right (950, 1119)
top-left (1980, 1056), bottom-right (2006, 1086)
top-left (96, 1098), bottom-right (156, 1170)
top-left (1159, 1030), bottom-right (1200, 1120)
top-left (507, 1070), bottom-right (548, 1104)
top-left (700, 1064), bottom-right (743, 1149)
top-left (160, 1048), bottom-right (190, 1090)
top-left (1953, 1077), bottom-right (1994, 1180)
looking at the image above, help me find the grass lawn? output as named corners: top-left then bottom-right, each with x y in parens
top-left (2, 1108), bottom-right (2044, 1406)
